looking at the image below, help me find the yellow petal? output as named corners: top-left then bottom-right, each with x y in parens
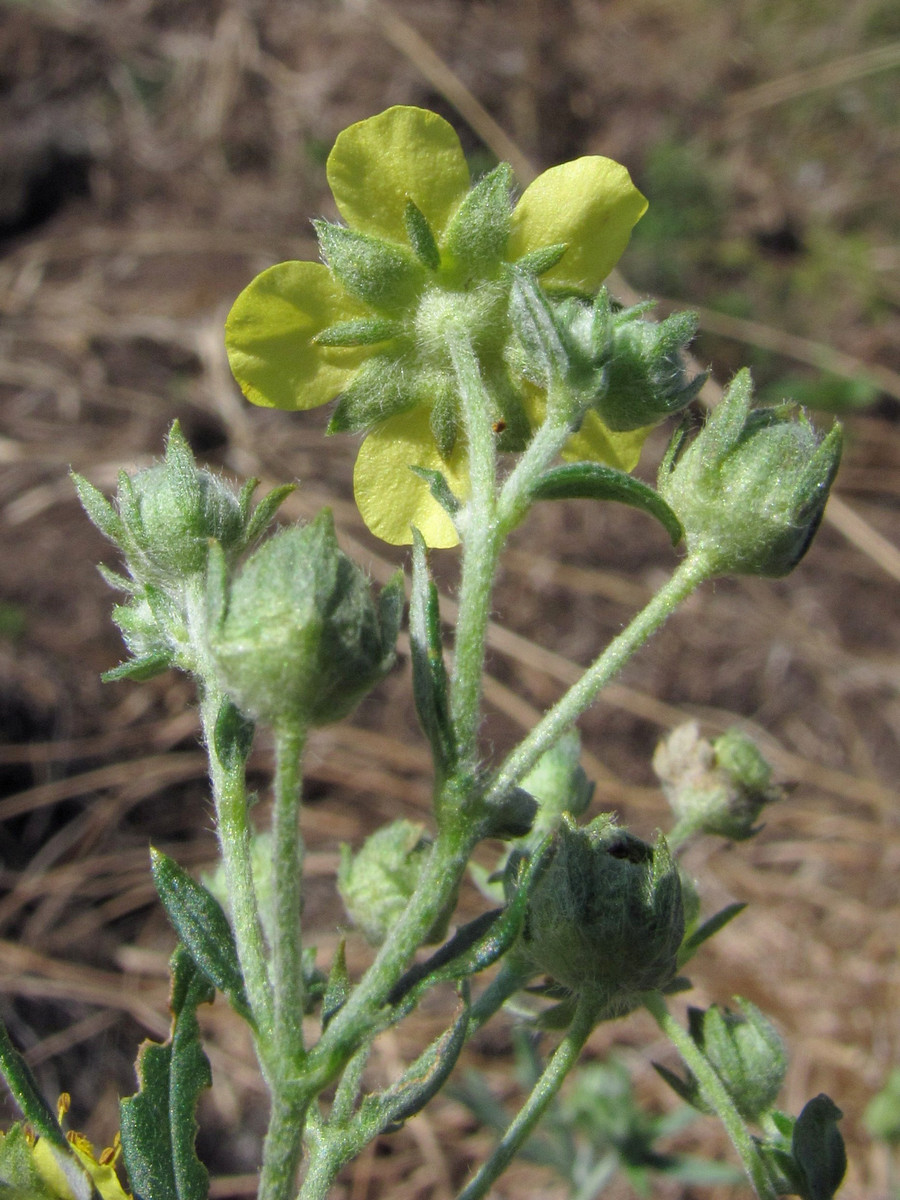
top-left (562, 411), bottom-right (652, 472)
top-left (327, 106), bottom-right (471, 246)
top-left (225, 261), bottom-right (368, 410)
top-left (353, 408), bottom-right (469, 547)
top-left (509, 157), bottom-right (647, 292)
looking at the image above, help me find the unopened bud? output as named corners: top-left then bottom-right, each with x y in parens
top-left (338, 820), bottom-right (451, 945)
top-left (519, 815), bottom-right (684, 1015)
top-left (654, 722), bottom-right (783, 842)
top-left (211, 510), bottom-right (402, 728)
top-left (657, 370), bottom-right (842, 578)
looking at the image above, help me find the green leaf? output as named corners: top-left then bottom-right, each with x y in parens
top-left (530, 462), bottom-right (683, 546)
top-left (212, 697), bottom-right (255, 772)
top-left (409, 531), bottom-right (457, 776)
top-left (359, 993), bottom-right (470, 1134)
top-left (119, 947), bottom-right (213, 1200)
top-left (322, 940), bottom-right (351, 1030)
top-left (388, 837), bottom-right (552, 1009)
top-left (0, 1020), bottom-right (68, 1150)
top-left (150, 850), bottom-right (251, 1022)
top-left (677, 902), bottom-right (747, 967)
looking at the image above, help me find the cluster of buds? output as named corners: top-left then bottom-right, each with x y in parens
top-left (74, 424), bottom-right (402, 732)
top-left (653, 722), bottom-right (784, 842)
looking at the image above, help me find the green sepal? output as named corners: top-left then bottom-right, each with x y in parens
top-left (530, 462), bottom-right (684, 546)
top-left (0, 1019), bottom-right (68, 1151)
top-left (429, 385), bottom-right (460, 459)
top-left (404, 200), bottom-right (441, 271)
top-left (677, 902), bottom-right (746, 967)
top-left (71, 472), bottom-right (126, 546)
top-left (149, 849), bottom-right (252, 1023)
top-left (212, 696), bottom-right (255, 771)
top-left (102, 651), bottom-right (173, 683)
top-left (314, 220), bottom-right (423, 311)
top-left (792, 1095), bottom-right (847, 1200)
top-left (408, 470), bottom-right (461, 519)
top-left (513, 242), bottom-right (568, 277)
top-left (327, 356), bottom-right (415, 434)
top-left (314, 317), bottom-right (403, 347)
top-left (377, 570), bottom-right (405, 662)
top-left (653, 1061), bottom-right (702, 1110)
top-left (119, 946), bottom-right (213, 1200)
top-left (509, 269), bottom-right (570, 387)
top-left (359, 992), bottom-right (470, 1135)
top-left (444, 163), bottom-right (513, 275)
top-left (321, 940), bottom-right (351, 1030)
top-left (409, 531), bottom-right (457, 776)
top-left (97, 564), bottom-right (134, 592)
top-left (243, 484), bottom-right (297, 546)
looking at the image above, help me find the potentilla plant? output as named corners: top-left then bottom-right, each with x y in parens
top-left (0, 106), bottom-right (846, 1200)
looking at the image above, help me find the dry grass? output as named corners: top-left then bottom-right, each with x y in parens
top-left (0, 1), bottom-right (898, 1197)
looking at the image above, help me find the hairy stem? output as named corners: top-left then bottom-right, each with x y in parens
top-left (644, 991), bottom-right (778, 1200)
top-left (272, 722), bottom-right (308, 1069)
top-left (446, 328), bottom-right (502, 765)
top-left (457, 994), bottom-right (600, 1200)
top-left (487, 553), bottom-right (713, 805)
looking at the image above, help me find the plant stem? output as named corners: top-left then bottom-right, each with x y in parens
top-left (446, 328), bottom-right (502, 765)
top-left (258, 1086), bottom-right (308, 1200)
top-left (644, 991), bottom-right (778, 1200)
top-left (272, 722), bottom-right (308, 1069)
top-left (486, 553), bottom-right (713, 805)
top-left (305, 820), bottom-right (479, 1090)
top-left (456, 994), bottom-right (600, 1200)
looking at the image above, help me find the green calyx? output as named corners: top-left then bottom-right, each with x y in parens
top-left (210, 509), bottom-right (403, 728)
top-left (519, 815), bottom-right (684, 1015)
top-left (657, 370), bottom-right (843, 579)
top-left (691, 1001), bottom-right (787, 1122)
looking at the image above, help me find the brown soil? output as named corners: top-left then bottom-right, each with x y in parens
top-left (1, 2), bottom-right (898, 1198)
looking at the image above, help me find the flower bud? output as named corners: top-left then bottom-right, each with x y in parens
top-left (519, 816), bottom-right (684, 1015)
top-left (595, 302), bottom-right (706, 432)
top-left (653, 722), bottom-right (783, 842)
top-left (338, 820), bottom-right (449, 946)
top-left (211, 510), bottom-right (402, 728)
top-left (692, 1000), bottom-right (787, 1121)
top-left (657, 370), bottom-right (842, 578)
top-left (518, 728), bottom-right (593, 839)
top-left (74, 422), bottom-right (294, 591)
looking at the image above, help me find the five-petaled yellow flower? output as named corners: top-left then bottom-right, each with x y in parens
top-left (226, 106), bottom-right (647, 546)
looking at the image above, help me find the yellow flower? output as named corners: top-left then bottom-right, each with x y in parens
top-left (0, 1115), bottom-right (130, 1200)
top-left (226, 106), bottom-right (647, 546)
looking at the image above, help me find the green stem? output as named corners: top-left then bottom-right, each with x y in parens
top-left (446, 328), bottom-right (502, 765)
top-left (486, 553), bottom-right (713, 806)
top-left (258, 1087), bottom-right (308, 1200)
top-left (305, 820), bottom-right (479, 1092)
top-left (272, 722), bottom-right (308, 1069)
top-left (644, 992), bottom-right (778, 1200)
top-left (457, 994), bottom-right (600, 1200)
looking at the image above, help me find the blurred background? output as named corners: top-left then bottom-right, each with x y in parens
top-left (1, 1), bottom-right (898, 1197)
